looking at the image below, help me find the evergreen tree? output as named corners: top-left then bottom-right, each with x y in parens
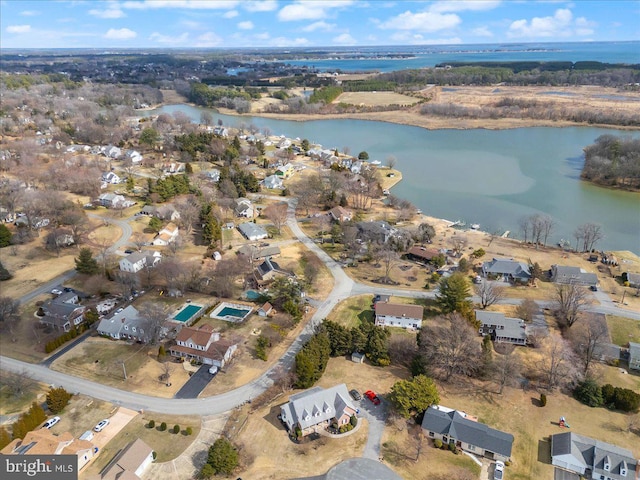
top-left (0, 260), bottom-right (12, 281)
top-left (185, 162), bottom-right (193, 174)
top-left (126, 176), bottom-right (135, 192)
top-left (574, 378), bottom-right (604, 407)
top-left (436, 272), bottom-right (472, 314)
top-left (0, 426), bottom-right (11, 450)
top-left (365, 327), bottom-right (391, 366)
top-left (389, 375), bottom-right (440, 418)
top-left (199, 463), bottom-right (215, 479)
top-left (207, 438), bottom-right (238, 475)
top-left (301, 139), bottom-right (310, 152)
top-left (74, 248), bottom-right (99, 275)
top-left (0, 224), bottom-right (12, 247)
top-left (480, 334), bottom-right (493, 379)
top-left (321, 321), bottom-right (352, 356)
top-left (46, 387), bottom-right (72, 414)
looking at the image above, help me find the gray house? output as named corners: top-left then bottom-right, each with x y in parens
top-left (237, 222), bottom-right (268, 241)
top-left (96, 306), bottom-right (151, 343)
top-left (421, 405), bottom-right (514, 462)
top-left (356, 220), bottom-right (397, 244)
top-left (280, 384), bottom-right (357, 437)
top-left (39, 292), bottom-right (85, 332)
top-left (629, 342), bottom-right (640, 371)
top-left (551, 432), bottom-right (638, 480)
top-left (476, 310), bottom-right (527, 346)
top-left (482, 257), bottom-right (531, 284)
top-left (551, 265), bottom-right (599, 288)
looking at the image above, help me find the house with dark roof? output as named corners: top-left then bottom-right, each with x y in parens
top-left (328, 206), bottom-right (353, 223)
top-left (96, 306), bottom-right (151, 343)
top-left (356, 220), bottom-right (397, 244)
top-left (237, 222), bottom-right (268, 241)
top-left (234, 198), bottom-right (255, 218)
top-left (421, 405), bottom-right (514, 462)
top-left (405, 246), bottom-right (441, 264)
top-left (551, 432), bottom-right (638, 480)
top-left (39, 292), bottom-right (86, 332)
top-left (280, 384), bottom-right (358, 437)
top-left (169, 324), bottom-right (237, 368)
top-left (482, 257), bottom-right (531, 284)
top-left (551, 265), bottom-right (599, 288)
top-left (476, 310), bottom-right (527, 346)
top-left (629, 342), bottom-right (640, 371)
top-left (374, 302), bottom-right (424, 329)
top-left (237, 244), bottom-right (281, 261)
top-left (625, 272), bottom-right (640, 289)
top-left (99, 438), bottom-right (154, 480)
top-left (255, 258), bottom-right (291, 283)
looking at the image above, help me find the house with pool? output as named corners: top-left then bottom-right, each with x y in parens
top-left (169, 324), bottom-right (237, 368)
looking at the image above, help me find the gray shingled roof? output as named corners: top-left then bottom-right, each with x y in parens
top-left (482, 258), bottom-right (531, 280)
top-left (552, 265), bottom-right (598, 287)
top-left (476, 310), bottom-right (527, 342)
top-left (281, 384), bottom-right (357, 431)
top-left (421, 406), bottom-right (513, 458)
top-left (237, 222), bottom-right (268, 240)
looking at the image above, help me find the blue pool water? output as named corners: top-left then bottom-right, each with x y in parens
top-left (174, 305), bottom-right (201, 322)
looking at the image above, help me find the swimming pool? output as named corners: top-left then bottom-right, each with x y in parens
top-left (173, 304), bottom-right (203, 323)
top-left (210, 302), bottom-right (253, 322)
top-left (244, 290), bottom-right (261, 300)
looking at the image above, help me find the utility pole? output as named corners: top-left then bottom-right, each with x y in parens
top-left (121, 361), bottom-right (127, 380)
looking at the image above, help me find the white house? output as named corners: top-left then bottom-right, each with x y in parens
top-left (152, 223), bottom-right (179, 246)
top-left (103, 145), bottom-right (122, 159)
top-left (262, 174), bottom-right (284, 190)
top-left (124, 149), bottom-right (143, 164)
top-left (97, 193), bottom-right (126, 208)
top-left (169, 324), bottom-right (237, 368)
top-left (374, 302), bottom-right (424, 329)
top-left (101, 171), bottom-right (121, 184)
top-left (234, 198), bottom-right (254, 218)
top-left (629, 342), bottom-right (640, 371)
top-left (119, 251), bottom-right (161, 273)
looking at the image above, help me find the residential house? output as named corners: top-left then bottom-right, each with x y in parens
top-left (629, 342), bottom-right (640, 371)
top-left (280, 384), bottom-right (358, 437)
top-left (551, 432), bottom-right (638, 480)
top-left (98, 193), bottom-right (126, 208)
top-left (262, 174), bottom-right (284, 190)
top-left (124, 149), bottom-right (143, 164)
top-left (103, 145), bottom-right (122, 159)
top-left (421, 405), bottom-right (514, 463)
top-left (277, 137), bottom-right (292, 149)
top-left (152, 223), bottom-right (179, 246)
top-left (206, 169), bottom-right (221, 182)
top-left (213, 126), bottom-right (228, 137)
top-left (374, 302), bottom-right (424, 329)
top-left (163, 162), bottom-right (185, 174)
top-left (481, 257), bottom-right (531, 284)
top-left (50, 229), bottom-right (75, 247)
top-left (138, 204), bottom-right (180, 221)
top-left (328, 206), bottom-right (353, 223)
top-left (237, 222), bottom-right (268, 241)
top-left (238, 244), bottom-right (281, 262)
top-left (119, 251), bottom-right (161, 273)
top-left (39, 292), bottom-right (85, 332)
top-left (350, 160), bottom-right (363, 174)
top-left (476, 310), bottom-right (527, 346)
top-left (275, 163), bottom-right (294, 179)
top-left (169, 324), bottom-right (237, 368)
top-left (98, 438), bottom-right (154, 480)
top-left (234, 198), bottom-right (255, 218)
top-left (625, 272), bottom-right (640, 289)
top-left (101, 171), bottom-right (121, 184)
top-left (255, 258), bottom-right (291, 283)
top-left (96, 306), bottom-right (151, 343)
top-left (551, 265), bottom-right (599, 288)
top-left (356, 220), bottom-right (397, 244)
top-left (257, 302), bottom-right (273, 317)
top-left (1, 429), bottom-right (97, 472)
top-left (405, 246), bottom-right (441, 264)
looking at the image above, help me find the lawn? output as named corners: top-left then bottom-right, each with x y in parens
top-left (0, 377), bottom-right (47, 415)
top-left (82, 413), bottom-right (201, 477)
top-left (606, 314), bottom-right (640, 346)
top-left (325, 294), bottom-right (373, 328)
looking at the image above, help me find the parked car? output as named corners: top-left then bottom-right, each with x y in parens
top-left (590, 285), bottom-right (598, 291)
top-left (51, 289), bottom-right (63, 295)
top-left (63, 287), bottom-right (74, 292)
top-left (124, 249), bottom-right (134, 254)
top-left (364, 390), bottom-right (381, 405)
top-left (43, 416), bottom-right (60, 429)
top-left (494, 461), bottom-right (505, 480)
top-left (94, 419), bottom-right (110, 432)
top-left (349, 389), bottom-right (362, 401)
top-left (115, 308), bottom-right (124, 314)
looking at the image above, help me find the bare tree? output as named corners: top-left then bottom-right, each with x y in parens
top-left (378, 246), bottom-right (400, 284)
top-left (388, 334), bottom-right (418, 369)
top-left (538, 334), bottom-right (579, 390)
top-left (554, 283), bottom-right (590, 328)
top-left (0, 370), bottom-right (35, 397)
top-left (516, 298), bottom-right (538, 323)
top-left (450, 235), bottom-right (467, 256)
top-left (114, 271), bottom-right (140, 298)
top-left (475, 280), bottom-right (505, 309)
top-left (138, 302), bottom-right (167, 344)
top-left (418, 313), bottom-right (481, 380)
top-left (417, 223), bottom-right (436, 244)
top-left (492, 346), bottom-right (522, 394)
top-left (385, 155), bottom-right (397, 170)
top-left (0, 296), bottom-right (20, 337)
top-left (519, 215), bottom-right (531, 243)
top-left (263, 202), bottom-right (288, 235)
top-left (540, 215), bottom-right (556, 247)
top-left (567, 314), bottom-right (609, 375)
top-left (131, 233), bottom-right (148, 252)
top-left (175, 196), bottom-right (200, 236)
top-left (574, 223), bottom-right (604, 252)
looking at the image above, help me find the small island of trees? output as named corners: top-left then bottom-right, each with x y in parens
top-left (581, 135), bottom-right (640, 190)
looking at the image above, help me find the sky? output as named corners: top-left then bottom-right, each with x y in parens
top-left (1, 0), bottom-right (639, 49)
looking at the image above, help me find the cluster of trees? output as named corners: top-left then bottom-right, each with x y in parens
top-left (582, 135), bottom-right (640, 189)
top-left (309, 86), bottom-right (343, 104)
top-left (0, 402), bottom-right (47, 447)
top-left (341, 80), bottom-right (397, 92)
top-left (151, 175), bottom-right (194, 202)
top-left (294, 331), bottom-right (330, 388)
top-left (320, 319), bottom-right (391, 366)
top-left (575, 379), bottom-right (640, 412)
top-left (199, 438), bottom-right (239, 478)
top-left (518, 213), bottom-right (555, 247)
top-left (188, 82), bottom-right (252, 113)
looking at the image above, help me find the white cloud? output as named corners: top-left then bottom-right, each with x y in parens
top-left (89, 5), bottom-right (126, 19)
top-left (379, 11), bottom-right (461, 32)
top-left (430, 1), bottom-right (501, 13)
top-left (472, 26), bottom-right (493, 37)
top-left (123, 1), bottom-right (238, 10)
top-left (302, 21), bottom-right (336, 32)
top-left (255, 32), bottom-right (270, 40)
top-left (242, 0), bottom-right (278, 12)
top-left (333, 33), bottom-right (356, 45)
top-left (20, 10), bottom-right (40, 16)
top-left (196, 32), bottom-right (222, 47)
top-left (278, 1), bottom-right (353, 21)
top-left (507, 8), bottom-right (593, 38)
top-left (104, 28), bottom-right (137, 39)
top-left (238, 21), bottom-right (254, 30)
top-left (149, 31), bottom-right (189, 44)
top-left (223, 10), bottom-right (239, 18)
top-left (7, 25), bottom-right (31, 33)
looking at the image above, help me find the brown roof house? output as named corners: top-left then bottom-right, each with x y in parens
top-left (152, 222), bottom-right (179, 246)
top-left (374, 302), bottom-right (424, 329)
top-left (98, 438), bottom-right (154, 480)
top-left (169, 324), bottom-right (238, 368)
top-left (405, 246), bottom-right (441, 264)
top-left (1, 429), bottom-right (97, 471)
top-left (328, 206), bottom-right (353, 223)
top-left (38, 291), bottom-right (86, 332)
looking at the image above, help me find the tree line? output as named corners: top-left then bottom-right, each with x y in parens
top-left (582, 134), bottom-right (640, 189)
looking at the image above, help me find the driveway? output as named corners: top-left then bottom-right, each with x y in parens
top-left (358, 396), bottom-right (388, 460)
top-left (173, 365), bottom-right (216, 399)
top-left (554, 468), bottom-right (580, 480)
top-left (90, 407), bottom-right (138, 450)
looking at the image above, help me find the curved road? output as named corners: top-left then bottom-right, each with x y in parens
top-left (3, 197), bottom-right (640, 415)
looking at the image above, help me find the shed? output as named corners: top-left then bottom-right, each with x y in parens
top-left (351, 352), bottom-right (365, 363)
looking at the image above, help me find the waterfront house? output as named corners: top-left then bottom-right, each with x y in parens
top-left (476, 310), bottom-right (527, 346)
top-left (405, 246), bottom-right (441, 264)
top-left (280, 384), bottom-right (357, 437)
top-left (551, 265), bottom-right (599, 288)
top-left (374, 302), bottom-right (423, 329)
top-left (356, 220), bottom-right (397, 244)
top-left (328, 206), bottom-right (353, 223)
top-left (551, 432), bottom-right (637, 480)
top-left (481, 257), bottom-right (531, 284)
top-left (421, 405), bottom-right (513, 463)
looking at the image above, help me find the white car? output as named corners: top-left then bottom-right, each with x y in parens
top-left (494, 461), bottom-right (505, 480)
top-left (43, 416), bottom-right (60, 429)
top-left (51, 289), bottom-right (63, 295)
top-left (94, 419), bottom-right (110, 432)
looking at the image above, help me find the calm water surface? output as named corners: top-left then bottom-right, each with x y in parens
top-left (150, 104), bottom-right (640, 253)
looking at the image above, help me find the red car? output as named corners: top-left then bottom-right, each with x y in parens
top-left (364, 390), bottom-right (381, 405)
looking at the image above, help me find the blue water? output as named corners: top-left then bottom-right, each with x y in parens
top-left (282, 41), bottom-right (640, 72)
top-left (174, 304), bottom-right (201, 322)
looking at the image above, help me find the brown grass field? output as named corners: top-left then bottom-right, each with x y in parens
top-left (335, 91), bottom-right (419, 107)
